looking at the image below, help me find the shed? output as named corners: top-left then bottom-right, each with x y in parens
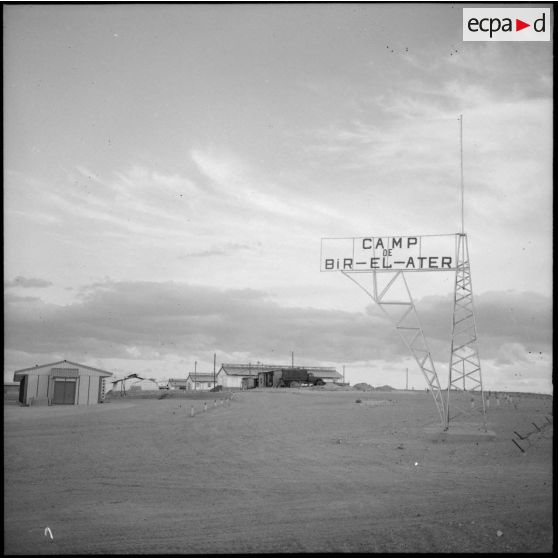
top-left (13, 360), bottom-right (113, 406)
top-left (216, 364), bottom-right (267, 389)
top-left (168, 378), bottom-right (189, 390)
top-left (186, 373), bottom-right (216, 391)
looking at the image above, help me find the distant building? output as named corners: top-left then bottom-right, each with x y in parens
top-left (168, 378), bottom-right (189, 390)
top-left (13, 360), bottom-right (113, 406)
top-left (216, 363), bottom-right (342, 389)
top-left (127, 378), bottom-right (159, 391)
top-left (216, 364), bottom-right (263, 389)
top-left (186, 373), bottom-right (216, 391)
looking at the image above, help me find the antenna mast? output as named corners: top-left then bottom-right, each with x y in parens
top-left (459, 114), bottom-right (464, 234)
top-left (447, 113), bottom-right (486, 430)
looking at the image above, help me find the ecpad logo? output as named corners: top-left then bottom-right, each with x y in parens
top-left (463, 8), bottom-right (550, 41)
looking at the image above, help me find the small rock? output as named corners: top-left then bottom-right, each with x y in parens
top-left (496, 530), bottom-right (503, 537)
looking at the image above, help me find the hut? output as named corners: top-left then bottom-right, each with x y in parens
top-left (168, 378), bottom-right (189, 390)
top-left (216, 364), bottom-right (264, 389)
top-left (13, 360), bottom-right (113, 406)
top-left (186, 373), bottom-right (216, 391)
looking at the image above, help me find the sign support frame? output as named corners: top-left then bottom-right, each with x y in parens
top-left (342, 269), bottom-right (447, 427)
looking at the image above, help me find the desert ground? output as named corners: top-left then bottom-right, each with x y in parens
top-left (4, 387), bottom-right (553, 554)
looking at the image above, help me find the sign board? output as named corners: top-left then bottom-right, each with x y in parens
top-left (321, 234), bottom-right (458, 272)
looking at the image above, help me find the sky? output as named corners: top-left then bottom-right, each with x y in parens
top-left (4, 2), bottom-right (553, 393)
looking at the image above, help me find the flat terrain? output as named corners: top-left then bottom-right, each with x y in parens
top-left (4, 388), bottom-right (553, 554)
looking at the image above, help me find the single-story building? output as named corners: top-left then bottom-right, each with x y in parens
top-left (13, 360), bottom-right (113, 406)
top-left (168, 378), bottom-right (189, 390)
top-left (216, 364), bottom-right (264, 389)
top-left (216, 363), bottom-right (342, 389)
top-left (186, 372), bottom-right (217, 391)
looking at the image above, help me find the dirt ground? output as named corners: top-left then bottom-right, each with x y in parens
top-left (4, 388), bottom-right (553, 554)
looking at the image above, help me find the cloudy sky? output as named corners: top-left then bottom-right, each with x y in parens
top-left (4, 3), bottom-right (552, 393)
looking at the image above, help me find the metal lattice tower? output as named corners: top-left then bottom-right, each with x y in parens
top-left (446, 233), bottom-right (485, 425)
top-left (343, 270), bottom-right (446, 426)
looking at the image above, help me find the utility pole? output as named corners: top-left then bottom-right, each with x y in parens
top-left (194, 361), bottom-right (197, 391)
top-left (343, 365), bottom-right (345, 385)
top-left (213, 353), bottom-right (216, 389)
top-left (406, 367), bottom-right (408, 391)
top-left (291, 351), bottom-right (294, 368)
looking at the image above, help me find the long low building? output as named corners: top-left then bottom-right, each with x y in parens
top-left (13, 360), bottom-right (113, 406)
top-left (216, 363), bottom-right (342, 389)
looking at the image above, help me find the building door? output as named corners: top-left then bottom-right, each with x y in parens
top-left (53, 379), bottom-right (76, 405)
top-left (18, 377), bottom-right (26, 404)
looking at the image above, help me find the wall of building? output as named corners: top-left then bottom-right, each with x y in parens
top-left (221, 373), bottom-right (243, 389)
top-left (16, 362), bottom-right (109, 405)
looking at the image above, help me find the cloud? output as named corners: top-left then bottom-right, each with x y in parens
top-left (5, 276), bottom-right (52, 288)
top-left (190, 147), bottom-right (341, 225)
top-left (4, 280), bottom-right (551, 392)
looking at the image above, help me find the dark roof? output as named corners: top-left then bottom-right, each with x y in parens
top-left (14, 359), bottom-right (114, 377)
top-left (219, 364), bottom-right (341, 378)
top-left (307, 367), bottom-right (342, 379)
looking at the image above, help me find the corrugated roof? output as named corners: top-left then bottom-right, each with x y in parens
top-left (13, 359), bottom-right (114, 377)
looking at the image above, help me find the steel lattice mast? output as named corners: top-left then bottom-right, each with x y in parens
top-left (446, 233), bottom-right (486, 425)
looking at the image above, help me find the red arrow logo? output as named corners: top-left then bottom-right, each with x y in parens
top-left (516, 19), bottom-right (530, 31)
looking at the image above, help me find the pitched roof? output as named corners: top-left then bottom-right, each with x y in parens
top-left (186, 373), bottom-right (216, 382)
top-left (13, 359), bottom-right (114, 377)
top-left (306, 367), bottom-right (342, 379)
top-left (219, 363), bottom-right (341, 378)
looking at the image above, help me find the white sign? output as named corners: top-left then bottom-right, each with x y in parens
top-left (321, 234), bottom-right (458, 272)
